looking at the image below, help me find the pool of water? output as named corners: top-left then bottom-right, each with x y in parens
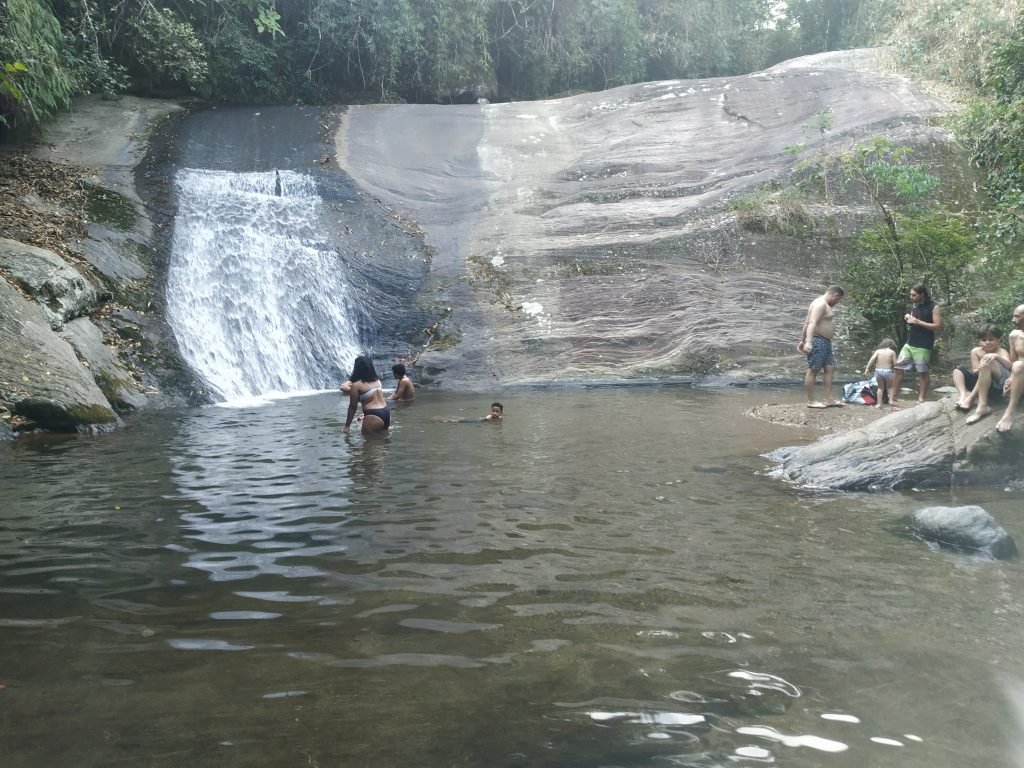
top-left (2, 388), bottom-right (1023, 768)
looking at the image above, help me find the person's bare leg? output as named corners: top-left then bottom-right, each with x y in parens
top-left (996, 361), bottom-right (1024, 432)
top-left (822, 364), bottom-right (840, 405)
top-left (953, 368), bottom-right (975, 410)
top-left (966, 366), bottom-right (995, 424)
top-left (891, 368), bottom-right (905, 404)
top-left (917, 371), bottom-right (930, 403)
top-left (361, 414), bottom-right (388, 435)
top-left (876, 377), bottom-right (889, 409)
top-left (805, 368), bottom-right (823, 406)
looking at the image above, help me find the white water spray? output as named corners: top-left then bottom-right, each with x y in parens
top-left (167, 169), bottom-right (361, 402)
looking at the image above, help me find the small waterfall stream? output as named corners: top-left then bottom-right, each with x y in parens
top-left (167, 169), bottom-right (361, 402)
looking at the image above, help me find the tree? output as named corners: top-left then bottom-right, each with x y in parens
top-left (849, 211), bottom-right (976, 346)
top-left (0, 0), bottom-right (74, 129)
top-left (833, 139), bottom-right (975, 346)
top-left (958, 10), bottom-right (1024, 324)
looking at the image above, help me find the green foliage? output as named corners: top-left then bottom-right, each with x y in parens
top-left (253, 7), bottom-right (284, 37)
top-left (13, 0), bottom-right (912, 110)
top-left (843, 211), bottom-right (976, 345)
top-left (416, 0), bottom-right (493, 100)
top-left (1, 61), bottom-right (28, 107)
top-left (730, 184), bottom-right (814, 235)
top-left (0, 0), bottom-right (74, 129)
top-left (639, 0), bottom-right (774, 80)
top-left (493, 0), bottom-right (646, 99)
top-left (204, 14), bottom-right (281, 102)
top-left (780, 0), bottom-right (892, 53)
top-left (839, 139), bottom-right (940, 204)
top-left (886, 0), bottom-right (1022, 92)
top-left (953, 11), bottom-right (1024, 324)
top-left (809, 137), bottom-right (958, 345)
top-left (126, 6), bottom-right (209, 91)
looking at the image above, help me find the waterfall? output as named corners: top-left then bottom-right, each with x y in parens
top-left (167, 169), bottom-right (362, 403)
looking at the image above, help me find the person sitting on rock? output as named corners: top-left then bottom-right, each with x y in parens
top-left (953, 323), bottom-right (1011, 412)
top-left (996, 304), bottom-right (1024, 433)
top-left (966, 305), bottom-right (1024, 430)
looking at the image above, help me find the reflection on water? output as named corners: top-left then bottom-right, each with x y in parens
top-left (1, 388), bottom-right (1023, 768)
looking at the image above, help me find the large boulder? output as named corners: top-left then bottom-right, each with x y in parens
top-left (62, 317), bottom-right (147, 410)
top-left (0, 238), bottom-right (98, 329)
top-left (907, 505), bottom-right (1018, 560)
top-left (769, 399), bottom-right (1024, 490)
top-left (0, 278), bottom-right (119, 432)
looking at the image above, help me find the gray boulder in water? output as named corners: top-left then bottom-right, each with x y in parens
top-left (0, 276), bottom-right (119, 433)
top-left (907, 505), bottom-right (1018, 560)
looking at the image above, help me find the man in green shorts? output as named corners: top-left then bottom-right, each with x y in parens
top-left (892, 282), bottom-right (942, 404)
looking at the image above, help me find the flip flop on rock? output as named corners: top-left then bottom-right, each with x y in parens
top-left (806, 402), bottom-right (828, 409)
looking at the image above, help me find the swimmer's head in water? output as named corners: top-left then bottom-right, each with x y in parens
top-left (489, 402), bottom-right (503, 419)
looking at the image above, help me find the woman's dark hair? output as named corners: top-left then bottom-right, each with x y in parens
top-left (350, 355), bottom-right (379, 383)
top-left (392, 363), bottom-right (406, 379)
top-left (911, 282), bottom-right (930, 303)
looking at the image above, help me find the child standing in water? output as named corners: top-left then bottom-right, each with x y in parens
top-left (864, 338), bottom-right (898, 408)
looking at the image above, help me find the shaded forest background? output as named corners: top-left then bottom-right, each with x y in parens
top-left (1, 1), bottom-right (1016, 114)
top-left (1, 0), bottom-right (1022, 328)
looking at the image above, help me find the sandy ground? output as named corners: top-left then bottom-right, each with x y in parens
top-left (746, 400), bottom-right (892, 431)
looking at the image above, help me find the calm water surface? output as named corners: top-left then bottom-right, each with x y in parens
top-left (2, 388), bottom-right (1023, 768)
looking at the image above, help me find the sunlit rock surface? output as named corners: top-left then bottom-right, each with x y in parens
top-left (338, 50), bottom-right (956, 387)
top-left (769, 399), bottom-right (1024, 490)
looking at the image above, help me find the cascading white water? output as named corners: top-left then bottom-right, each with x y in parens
top-left (167, 169), bottom-right (361, 402)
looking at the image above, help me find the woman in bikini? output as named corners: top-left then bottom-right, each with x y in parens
top-left (343, 356), bottom-right (390, 435)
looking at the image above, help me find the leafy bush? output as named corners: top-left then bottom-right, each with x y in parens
top-left (730, 185), bottom-right (814, 235)
top-left (886, 0), bottom-right (1023, 92)
top-left (0, 0), bottom-right (74, 129)
top-left (954, 11), bottom-right (1024, 325)
top-left (204, 14), bottom-right (281, 102)
top-left (126, 6), bottom-right (208, 92)
top-left (844, 210), bottom-right (976, 345)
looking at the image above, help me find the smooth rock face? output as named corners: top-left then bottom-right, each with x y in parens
top-left (62, 318), bottom-right (148, 409)
top-left (0, 278), bottom-right (119, 432)
top-left (0, 238), bottom-right (98, 329)
top-left (769, 399), bottom-right (1024, 490)
top-left (338, 49), bottom-right (956, 388)
top-left (908, 505), bottom-right (1018, 560)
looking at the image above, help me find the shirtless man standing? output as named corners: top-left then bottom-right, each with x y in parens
top-left (798, 285), bottom-right (844, 408)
